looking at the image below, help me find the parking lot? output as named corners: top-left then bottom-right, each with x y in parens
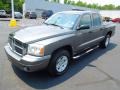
top-left (0, 20), bottom-right (120, 90)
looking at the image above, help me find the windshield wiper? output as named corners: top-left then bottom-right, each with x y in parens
top-left (51, 24), bottom-right (63, 28)
top-left (43, 22), bottom-right (49, 25)
top-left (45, 23), bottom-right (64, 29)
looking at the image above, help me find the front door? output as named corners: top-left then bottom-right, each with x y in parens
top-left (75, 14), bottom-right (94, 52)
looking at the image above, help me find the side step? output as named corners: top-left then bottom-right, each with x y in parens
top-left (73, 45), bottom-right (99, 59)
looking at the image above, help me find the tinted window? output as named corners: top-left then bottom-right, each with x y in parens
top-left (80, 14), bottom-right (91, 26)
top-left (93, 13), bottom-right (101, 26)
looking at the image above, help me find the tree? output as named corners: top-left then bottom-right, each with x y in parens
top-left (54, 0), bottom-right (120, 10)
top-left (116, 6), bottom-right (120, 9)
top-left (64, 0), bottom-right (68, 4)
top-left (0, 0), bottom-right (24, 13)
top-left (51, 0), bottom-right (59, 3)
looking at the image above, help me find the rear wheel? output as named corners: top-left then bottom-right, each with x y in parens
top-left (48, 50), bottom-right (70, 76)
top-left (99, 34), bottom-right (110, 48)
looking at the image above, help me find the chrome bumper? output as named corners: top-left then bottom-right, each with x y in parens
top-left (4, 44), bottom-right (51, 72)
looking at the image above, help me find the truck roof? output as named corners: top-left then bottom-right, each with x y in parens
top-left (59, 11), bottom-right (98, 15)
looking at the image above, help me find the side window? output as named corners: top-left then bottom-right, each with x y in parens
top-left (80, 14), bottom-right (91, 27)
top-left (93, 13), bottom-right (101, 26)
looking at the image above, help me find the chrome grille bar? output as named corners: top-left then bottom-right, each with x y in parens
top-left (8, 37), bottom-right (27, 56)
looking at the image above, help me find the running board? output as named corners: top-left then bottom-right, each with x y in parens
top-left (73, 45), bottom-right (99, 59)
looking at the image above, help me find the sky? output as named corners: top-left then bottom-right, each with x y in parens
top-left (60, 0), bottom-right (120, 6)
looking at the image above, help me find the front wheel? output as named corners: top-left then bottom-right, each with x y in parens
top-left (99, 34), bottom-right (110, 48)
top-left (48, 50), bottom-right (70, 76)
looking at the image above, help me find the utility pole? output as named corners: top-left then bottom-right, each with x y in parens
top-left (11, 0), bottom-right (15, 19)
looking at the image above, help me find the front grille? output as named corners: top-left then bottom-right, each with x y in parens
top-left (8, 36), bottom-right (27, 56)
top-left (14, 39), bottom-right (23, 47)
top-left (9, 36), bottom-right (13, 48)
top-left (14, 46), bottom-right (23, 55)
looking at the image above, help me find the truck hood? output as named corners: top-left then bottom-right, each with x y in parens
top-left (14, 25), bottom-right (72, 43)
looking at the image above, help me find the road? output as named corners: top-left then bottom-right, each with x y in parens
top-left (0, 20), bottom-right (120, 90)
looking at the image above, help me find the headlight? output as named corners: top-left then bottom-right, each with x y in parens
top-left (28, 44), bottom-right (44, 56)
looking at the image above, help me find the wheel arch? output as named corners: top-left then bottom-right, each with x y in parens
top-left (107, 31), bottom-right (112, 37)
top-left (51, 45), bottom-right (73, 59)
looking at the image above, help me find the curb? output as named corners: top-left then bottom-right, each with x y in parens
top-left (0, 18), bottom-right (20, 21)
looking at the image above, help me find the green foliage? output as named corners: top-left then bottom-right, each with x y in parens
top-left (0, 0), bottom-right (24, 13)
top-left (53, 0), bottom-right (120, 10)
top-left (51, 0), bottom-right (60, 3)
top-left (116, 6), bottom-right (120, 9)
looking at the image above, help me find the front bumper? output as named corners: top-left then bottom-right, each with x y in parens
top-left (4, 44), bottom-right (51, 72)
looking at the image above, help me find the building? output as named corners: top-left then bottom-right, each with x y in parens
top-left (23, 0), bottom-right (98, 17)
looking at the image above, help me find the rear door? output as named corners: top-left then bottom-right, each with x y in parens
top-left (90, 13), bottom-right (104, 45)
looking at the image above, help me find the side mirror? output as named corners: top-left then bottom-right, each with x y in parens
top-left (77, 25), bottom-right (90, 30)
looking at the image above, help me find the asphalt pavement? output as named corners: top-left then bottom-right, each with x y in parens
top-left (0, 20), bottom-right (120, 90)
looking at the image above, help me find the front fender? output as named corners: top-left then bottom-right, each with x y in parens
top-left (36, 34), bottom-right (76, 55)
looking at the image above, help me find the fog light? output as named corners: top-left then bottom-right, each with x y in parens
top-left (24, 67), bottom-right (30, 71)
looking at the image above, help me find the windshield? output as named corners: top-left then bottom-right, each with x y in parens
top-left (44, 13), bottom-right (79, 29)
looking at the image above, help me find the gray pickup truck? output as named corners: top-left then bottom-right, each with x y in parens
top-left (5, 11), bottom-right (115, 76)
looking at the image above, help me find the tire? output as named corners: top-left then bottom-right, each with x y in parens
top-left (99, 34), bottom-right (110, 48)
top-left (48, 50), bottom-right (70, 76)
